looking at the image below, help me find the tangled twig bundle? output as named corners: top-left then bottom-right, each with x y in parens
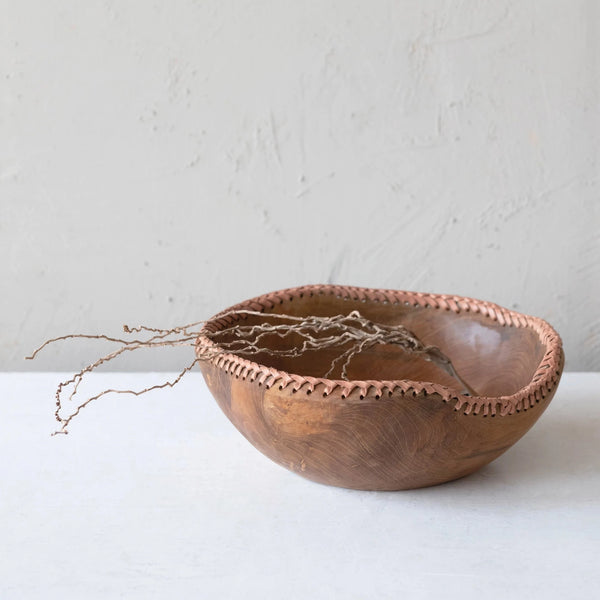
top-left (27, 310), bottom-right (477, 435)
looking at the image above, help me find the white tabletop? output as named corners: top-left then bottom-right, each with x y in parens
top-left (1, 372), bottom-right (598, 599)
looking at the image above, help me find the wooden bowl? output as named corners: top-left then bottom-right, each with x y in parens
top-left (196, 285), bottom-right (563, 490)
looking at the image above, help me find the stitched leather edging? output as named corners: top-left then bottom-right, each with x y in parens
top-left (196, 284), bottom-right (564, 417)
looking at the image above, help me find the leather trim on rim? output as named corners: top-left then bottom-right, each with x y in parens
top-left (196, 284), bottom-right (563, 417)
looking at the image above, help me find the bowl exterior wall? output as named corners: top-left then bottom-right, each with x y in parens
top-left (199, 361), bottom-right (559, 490)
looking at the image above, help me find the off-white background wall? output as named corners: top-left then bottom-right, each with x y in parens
top-left (1, 1), bottom-right (599, 371)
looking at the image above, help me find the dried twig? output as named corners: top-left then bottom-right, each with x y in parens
top-left (26, 310), bottom-right (477, 435)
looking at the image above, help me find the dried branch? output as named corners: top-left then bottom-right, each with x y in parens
top-left (27, 309), bottom-right (478, 435)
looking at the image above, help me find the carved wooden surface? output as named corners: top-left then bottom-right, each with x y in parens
top-left (197, 285), bottom-right (564, 490)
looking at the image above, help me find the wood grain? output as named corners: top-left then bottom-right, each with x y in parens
top-left (197, 285), bottom-right (564, 490)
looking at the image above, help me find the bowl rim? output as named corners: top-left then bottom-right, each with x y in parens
top-left (196, 284), bottom-right (564, 418)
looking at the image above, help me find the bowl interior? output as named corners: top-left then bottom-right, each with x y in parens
top-left (212, 293), bottom-right (547, 398)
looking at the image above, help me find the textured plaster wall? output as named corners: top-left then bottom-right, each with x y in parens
top-left (1, 1), bottom-right (599, 371)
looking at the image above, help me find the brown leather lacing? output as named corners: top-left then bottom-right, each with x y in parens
top-left (197, 284), bottom-right (563, 417)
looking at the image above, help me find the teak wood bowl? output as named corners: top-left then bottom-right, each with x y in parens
top-left (196, 285), bottom-right (564, 490)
